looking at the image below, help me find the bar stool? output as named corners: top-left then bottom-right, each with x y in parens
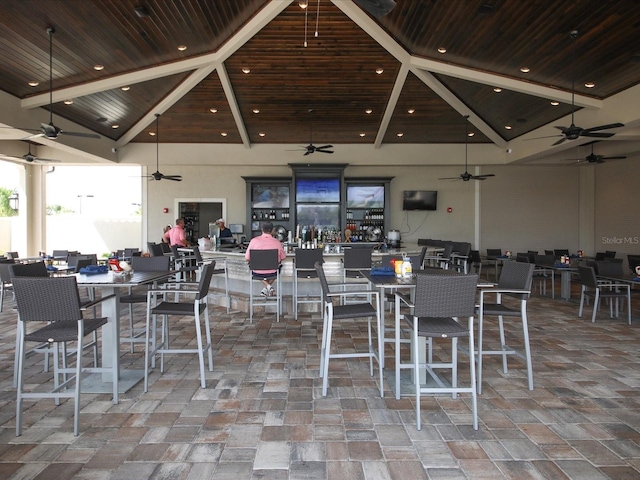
top-left (292, 248), bottom-right (323, 319)
top-left (248, 249), bottom-right (282, 322)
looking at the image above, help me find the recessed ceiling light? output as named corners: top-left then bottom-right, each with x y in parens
top-left (209, 108), bottom-right (218, 113)
top-left (63, 99), bottom-right (73, 105)
top-left (359, 133), bottom-right (366, 137)
top-left (149, 131), bottom-right (156, 136)
top-left (259, 132), bottom-right (266, 137)
top-left (28, 81), bottom-right (39, 87)
top-left (550, 100), bottom-right (560, 106)
top-left (121, 86), bottom-right (130, 91)
top-left (520, 67), bottom-right (530, 73)
top-left (396, 132), bottom-right (403, 137)
top-left (221, 132), bottom-right (228, 137)
top-left (365, 108), bottom-right (373, 114)
top-left (375, 67), bottom-right (384, 74)
top-left (467, 132), bottom-right (475, 137)
top-left (111, 124), bottom-right (119, 129)
top-left (504, 125), bottom-right (512, 130)
top-left (493, 87), bottom-right (502, 93)
top-left (437, 47), bottom-right (447, 54)
top-left (177, 45), bottom-right (187, 51)
top-left (252, 108), bottom-right (260, 114)
top-left (134, 6), bottom-right (150, 17)
top-left (584, 82), bottom-right (595, 88)
top-left (407, 108), bottom-right (415, 114)
top-left (298, 0), bottom-right (308, 8)
top-left (94, 64), bottom-right (105, 71)
top-left (241, 67), bottom-right (250, 74)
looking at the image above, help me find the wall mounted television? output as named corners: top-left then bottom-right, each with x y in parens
top-left (252, 184), bottom-right (290, 208)
top-left (402, 190), bottom-right (438, 211)
top-left (346, 185), bottom-right (384, 209)
top-left (295, 178), bottom-right (340, 203)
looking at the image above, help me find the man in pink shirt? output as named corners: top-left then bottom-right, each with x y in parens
top-left (245, 222), bottom-right (286, 296)
top-left (164, 218), bottom-right (188, 247)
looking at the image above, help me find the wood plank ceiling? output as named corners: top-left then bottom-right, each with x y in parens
top-left (0, 0), bottom-right (638, 155)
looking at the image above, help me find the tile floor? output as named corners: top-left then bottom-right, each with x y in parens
top-left (1, 287), bottom-right (640, 479)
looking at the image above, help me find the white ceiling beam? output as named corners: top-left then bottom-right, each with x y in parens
top-left (217, 62), bottom-right (250, 148)
top-left (410, 68), bottom-right (507, 148)
top-left (410, 57), bottom-right (602, 108)
top-left (21, 0), bottom-right (293, 108)
top-left (374, 63), bottom-right (408, 148)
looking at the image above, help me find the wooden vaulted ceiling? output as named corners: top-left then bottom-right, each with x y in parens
top-left (0, 0), bottom-right (639, 159)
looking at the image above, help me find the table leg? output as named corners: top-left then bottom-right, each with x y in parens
top-left (560, 270), bottom-right (572, 300)
top-left (98, 286), bottom-right (120, 403)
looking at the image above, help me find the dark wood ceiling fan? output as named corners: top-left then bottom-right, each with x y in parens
top-left (143, 114), bottom-right (182, 182)
top-left (566, 142), bottom-right (627, 165)
top-left (288, 109), bottom-right (334, 156)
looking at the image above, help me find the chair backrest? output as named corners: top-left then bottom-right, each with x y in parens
top-left (74, 258), bottom-right (94, 272)
top-left (554, 249), bottom-right (569, 258)
top-left (440, 244), bottom-right (453, 260)
top-left (124, 248), bottom-right (140, 258)
top-left (452, 242), bottom-right (471, 257)
top-left (596, 260), bottom-right (623, 277)
top-left (9, 261), bottom-right (48, 278)
top-left (0, 261), bottom-right (15, 283)
top-left (131, 255), bottom-right (171, 271)
top-left (413, 273), bottom-right (478, 318)
top-left (516, 253), bottom-right (530, 263)
top-left (469, 250), bottom-right (481, 264)
top-left (196, 261), bottom-right (216, 300)
top-left (544, 250), bottom-right (554, 255)
top-left (295, 248), bottom-right (324, 270)
top-left (315, 261), bottom-right (331, 304)
top-left (192, 245), bottom-right (203, 263)
top-left (497, 261), bottom-right (534, 299)
top-left (486, 248), bottom-right (502, 259)
top-left (160, 242), bottom-right (171, 253)
top-left (68, 254), bottom-right (97, 269)
top-left (6, 251), bottom-right (19, 260)
top-left (13, 276), bottom-right (82, 322)
top-left (534, 254), bottom-right (555, 267)
top-left (148, 243), bottom-right (165, 257)
top-left (249, 249), bottom-right (279, 270)
top-left (417, 238), bottom-right (432, 246)
top-left (52, 249), bottom-right (69, 261)
top-left (604, 250), bottom-right (617, 259)
top-left (577, 266), bottom-right (599, 289)
top-left (595, 252), bottom-right (606, 261)
top-left (343, 247), bottom-right (372, 269)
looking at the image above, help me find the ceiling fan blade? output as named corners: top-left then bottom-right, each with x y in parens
top-left (602, 156), bottom-right (627, 160)
top-left (581, 131), bottom-right (615, 138)
top-left (303, 150), bottom-right (313, 156)
top-left (316, 149), bottom-right (334, 154)
top-left (62, 130), bottom-right (101, 139)
top-left (472, 174), bottom-right (495, 179)
top-left (582, 123), bottom-right (624, 133)
top-left (162, 175), bottom-right (182, 181)
top-left (438, 176), bottom-right (461, 181)
top-left (316, 145), bottom-right (333, 149)
top-left (552, 137), bottom-right (567, 146)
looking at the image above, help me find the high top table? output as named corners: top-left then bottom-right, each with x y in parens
top-left (75, 269), bottom-right (176, 403)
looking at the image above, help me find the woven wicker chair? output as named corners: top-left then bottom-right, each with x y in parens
top-left (315, 261), bottom-right (382, 397)
top-left (119, 255), bottom-right (171, 353)
top-left (12, 276), bottom-right (109, 436)
top-left (396, 272), bottom-right (479, 430)
top-left (577, 266), bottom-right (630, 325)
top-left (143, 261), bottom-right (216, 392)
top-left (477, 261), bottom-right (535, 394)
top-left (0, 260), bottom-right (15, 312)
top-left (248, 249), bottom-right (282, 322)
top-left (292, 248), bottom-right (324, 319)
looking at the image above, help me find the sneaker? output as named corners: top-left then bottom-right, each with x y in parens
top-left (260, 288), bottom-right (269, 297)
top-left (268, 286), bottom-right (276, 296)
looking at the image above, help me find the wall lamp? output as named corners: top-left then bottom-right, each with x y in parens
top-left (8, 190), bottom-right (19, 212)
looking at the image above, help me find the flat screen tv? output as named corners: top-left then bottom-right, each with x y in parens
top-left (346, 185), bottom-right (384, 209)
top-left (295, 178), bottom-right (340, 203)
top-left (403, 190), bottom-right (438, 211)
top-left (252, 184), bottom-right (290, 208)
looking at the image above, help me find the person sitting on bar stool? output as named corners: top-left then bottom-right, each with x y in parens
top-left (245, 222), bottom-right (286, 297)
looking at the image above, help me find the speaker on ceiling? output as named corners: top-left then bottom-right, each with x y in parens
top-left (353, 0), bottom-right (397, 17)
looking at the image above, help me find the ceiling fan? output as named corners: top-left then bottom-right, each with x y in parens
top-left (289, 109), bottom-right (334, 156)
top-left (0, 141), bottom-right (61, 164)
top-left (566, 142), bottom-right (627, 165)
top-left (537, 31), bottom-right (623, 146)
top-left (439, 115), bottom-right (495, 182)
top-left (144, 114), bottom-right (182, 182)
top-left (7, 28), bottom-right (101, 141)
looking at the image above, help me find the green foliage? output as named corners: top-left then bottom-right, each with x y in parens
top-left (47, 204), bottom-right (75, 215)
top-left (0, 187), bottom-right (18, 217)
